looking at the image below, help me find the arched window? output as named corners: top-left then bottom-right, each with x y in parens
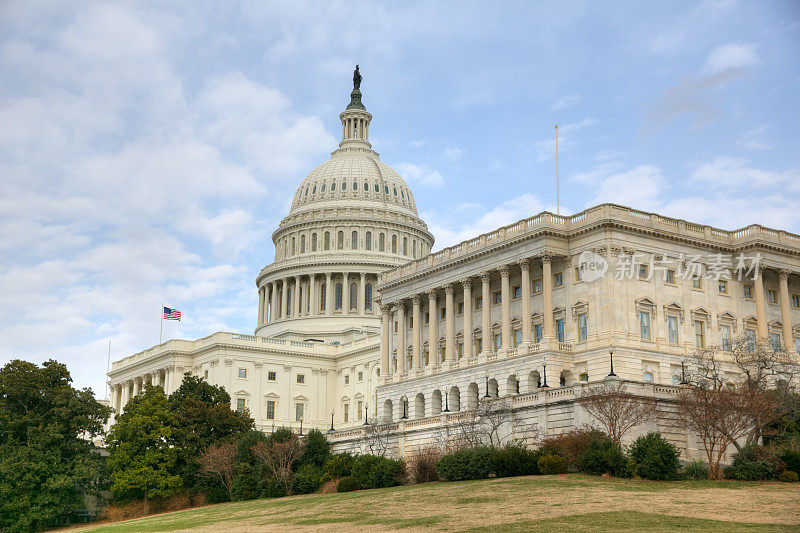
top-left (351, 231), bottom-right (358, 249)
top-left (284, 239), bottom-right (288, 258)
top-left (364, 182), bottom-right (368, 191)
top-left (286, 286), bottom-right (293, 315)
top-left (304, 187), bottom-right (308, 196)
top-left (300, 235), bottom-right (305, 253)
top-left (291, 237), bottom-right (296, 255)
top-left (384, 185), bottom-right (389, 194)
top-left (403, 236), bottom-right (408, 256)
top-left (392, 235), bottom-right (397, 254)
top-left (365, 231), bottom-right (372, 250)
top-left (365, 283), bottom-right (373, 311)
top-left (412, 239), bottom-right (417, 258)
top-left (311, 233), bottom-right (317, 252)
top-left (353, 181), bottom-right (357, 190)
top-left (331, 182), bottom-right (336, 191)
top-left (312, 185), bottom-right (317, 193)
top-left (320, 284), bottom-right (327, 311)
top-left (342, 181), bottom-right (346, 190)
top-left (324, 231), bottom-right (330, 250)
top-left (335, 283), bottom-right (343, 310)
top-left (379, 233), bottom-right (385, 251)
top-left (321, 183), bottom-right (326, 192)
top-left (393, 187), bottom-right (397, 196)
top-left (349, 282), bottom-right (357, 310)
top-left (374, 184), bottom-right (379, 193)
top-left (337, 231), bottom-right (344, 250)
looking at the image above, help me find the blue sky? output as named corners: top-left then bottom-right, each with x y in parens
top-left (1, 0), bottom-right (799, 397)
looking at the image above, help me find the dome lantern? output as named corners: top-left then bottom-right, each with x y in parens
top-left (339, 65), bottom-right (372, 149)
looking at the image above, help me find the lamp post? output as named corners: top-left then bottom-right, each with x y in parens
top-left (400, 395), bottom-right (408, 419)
top-left (299, 411), bottom-right (304, 437)
top-left (443, 387), bottom-right (450, 413)
top-left (680, 356), bottom-right (687, 385)
top-left (363, 403), bottom-right (369, 425)
top-left (607, 345), bottom-right (617, 377)
top-left (327, 409), bottom-right (335, 433)
top-left (484, 372), bottom-right (491, 398)
top-left (540, 357), bottom-right (549, 388)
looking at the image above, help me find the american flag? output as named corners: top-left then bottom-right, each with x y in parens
top-left (163, 307), bottom-right (181, 321)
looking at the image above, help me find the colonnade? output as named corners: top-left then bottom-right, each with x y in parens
top-left (380, 256), bottom-right (559, 378)
top-left (109, 367), bottom-right (173, 416)
top-left (258, 272), bottom-right (379, 326)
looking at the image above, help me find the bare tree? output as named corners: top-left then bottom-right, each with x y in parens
top-left (198, 442), bottom-right (237, 500)
top-left (251, 434), bottom-right (305, 495)
top-left (363, 419), bottom-right (394, 456)
top-left (446, 399), bottom-right (520, 449)
top-left (578, 381), bottom-right (657, 444)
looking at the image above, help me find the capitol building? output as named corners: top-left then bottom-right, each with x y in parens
top-left (107, 75), bottom-right (800, 458)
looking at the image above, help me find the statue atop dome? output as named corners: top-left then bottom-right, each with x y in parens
top-left (346, 65), bottom-right (366, 111)
top-left (353, 65), bottom-right (362, 90)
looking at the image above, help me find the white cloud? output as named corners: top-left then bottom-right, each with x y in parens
top-left (690, 157), bottom-right (798, 188)
top-left (393, 162), bottom-right (445, 187)
top-left (591, 165), bottom-right (666, 211)
top-left (551, 93), bottom-right (582, 110)
top-left (443, 146), bottom-right (464, 161)
top-left (736, 125), bottom-right (772, 151)
top-left (703, 42), bottom-right (758, 74)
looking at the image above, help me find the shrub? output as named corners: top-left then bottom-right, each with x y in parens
top-left (724, 445), bottom-right (779, 481)
top-left (294, 464), bottom-right (323, 494)
top-left (537, 454), bottom-right (568, 475)
top-left (350, 455), bottom-right (406, 489)
top-left (779, 451), bottom-right (800, 476)
top-left (300, 429), bottom-right (331, 468)
top-left (683, 459), bottom-right (709, 481)
top-left (407, 447), bottom-right (442, 484)
top-left (538, 428), bottom-right (606, 469)
top-left (336, 476), bottom-right (361, 493)
top-left (576, 436), bottom-right (632, 478)
top-left (231, 463), bottom-right (262, 501)
top-left (778, 470), bottom-right (799, 483)
top-left (629, 432), bottom-right (680, 481)
top-left (494, 444), bottom-right (540, 477)
top-left (322, 453), bottom-right (354, 484)
top-left (437, 447), bottom-right (497, 481)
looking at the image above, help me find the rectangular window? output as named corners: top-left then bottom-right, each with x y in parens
top-left (556, 318), bottom-right (565, 342)
top-left (718, 280), bottom-right (728, 294)
top-left (533, 278), bottom-right (543, 293)
top-left (768, 290), bottom-right (777, 304)
top-left (357, 400), bottom-right (363, 419)
top-left (746, 328), bottom-right (756, 351)
top-left (238, 368), bottom-right (247, 379)
top-left (514, 329), bottom-right (522, 347)
top-left (296, 374), bottom-right (305, 384)
top-left (638, 264), bottom-right (648, 280)
top-left (534, 324), bottom-right (543, 343)
top-left (667, 316), bottom-right (679, 345)
top-left (793, 294), bottom-right (800, 308)
top-left (358, 371), bottom-right (363, 382)
top-left (640, 311), bottom-right (651, 340)
top-left (343, 404), bottom-right (349, 423)
top-left (267, 371), bottom-right (277, 381)
top-left (344, 375), bottom-right (349, 385)
top-left (424, 312), bottom-right (429, 325)
top-left (458, 342), bottom-right (464, 358)
top-left (266, 400), bottom-right (275, 420)
top-left (295, 403), bottom-right (304, 421)
top-left (236, 398), bottom-right (246, 413)
top-left (694, 320), bottom-right (705, 348)
top-left (457, 302), bottom-right (464, 315)
top-left (642, 371), bottom-right (653, 382)
top-left (493, 333), bottom-right (502, 352)
top-left (721, 325), bottom-right (732, 351)
top-left (665, 269), bottom-right (676, 284)
top-left (204, 369), bottom-right (208, 379)
top-left (492, 291), bottom-right (502, 305)
top-left (743, 285), bottom-right (754, 299)
top-left (474, 297), bottom-right (482, 309)
top-left (771, 332), bottom-right (781, 351)
top-left (553, 272), bottom-right (563, 287)
top-left (579, 372), bottom-right (589, 382)
top-left (408, 316), bottom-right (413, 329)
top-left (672, 374), bottom-right (682, 386)
top-left (577, 313), bottom-right (587, 342)
top-left (440, 308), bottom-right (446, 320)
top-left (795, 336), bottom-right (800, 355)
top-left (513, 285), bottom-right (521, 298)
top-left (476, 338), bottom-right (483, 353)
top-left (692, 276), bottom-right (702, 289)
top-left (574, 267), bottom-right (583, 282)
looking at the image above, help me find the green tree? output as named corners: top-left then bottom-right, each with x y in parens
top-left (299, 428), bottom-right (331, 468)
top-left (167, 375), bottom-right (253, 494)
top-left (0, 359), bottom-right (110, 532)
top-left (106, 384), bottom-right (180, 510)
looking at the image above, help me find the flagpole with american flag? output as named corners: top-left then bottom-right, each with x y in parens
top-left (160, 304), bottom-right (181, 344)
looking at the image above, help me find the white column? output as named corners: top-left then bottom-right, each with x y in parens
top-left (445, 283), bottom-right (455, 362)
top-left (519, 260), bottom-right (532, 345)
top-left (132, 377), bottom-right (141, 397)
top-left (258, 286), bottom-right (264, 325)
top-left (397, 302), bottom-right (406, 373)
top-left (428, 289), bottom-right (439, 365)
top-left (308, 274), bottom-right (316, 316)
top-left (270, 281), bottom-right (277, 323)
top-left (779, 269), bottom-right (793, 349)
top-left (542, 255), bottom-right (555, 342)
top-left (359, 272), bottom-right (367, 315)
top-left (481, 273), bottom-right (491, 355)
top-left (381, 305), bottom-right (391, 377)
top-left (293, 275), bottom-right (301, 318)
top-left (325, 273), bottom-right (333, 316)
top-left (754, 268), bottom-right (768, 339)
top-left (343, 272), bottom-right (350, 314)
top-left (281, 279), bottom-right (288, 319)
top-left (412, 296), bottom-right (421, 369)
top-left (500, 266), bottom-right (511, 353)
top-left (120, 382), bottom-right (129, 412)
top-left (463, 279), bottom-right (473, 359)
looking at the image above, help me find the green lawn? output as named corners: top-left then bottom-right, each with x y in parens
top-left (76, 475), bottom-right (800, 532)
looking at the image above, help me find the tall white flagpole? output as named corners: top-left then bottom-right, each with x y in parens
top-left (159, 303), bottom-right (164, 344)
top-left (555, 124), bottom-right (560, 216)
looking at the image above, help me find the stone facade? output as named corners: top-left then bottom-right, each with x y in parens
top-left (107, 84), bottom-right (800, 458)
